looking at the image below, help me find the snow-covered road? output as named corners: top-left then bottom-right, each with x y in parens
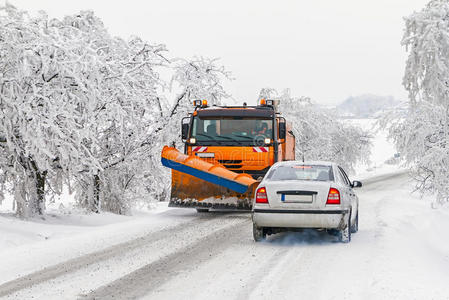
top-left (1, 172), bottom-right (449, 300)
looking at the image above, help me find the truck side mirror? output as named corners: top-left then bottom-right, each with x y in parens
top-left (181, 123), bottom-right (189, 140)
top-left (279, 122), bottom-right (286, 139)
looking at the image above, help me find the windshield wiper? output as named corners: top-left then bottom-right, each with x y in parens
top-left (213, 135), bottom-right (245, 145)
top-left (220, 135), bottom-right (253, 145)
top-left (232, 134), bottom-right (254, 140)
top-left (195, 134), bottom-right (251, 145)
top-left (195, 133), bottom-right (223, 145)
top-left (216, 135), bottom-right (233, 140)
top-left (196, 133), bottom-right (215, 139)
top-left (232, 134), bottom-right (252, 139)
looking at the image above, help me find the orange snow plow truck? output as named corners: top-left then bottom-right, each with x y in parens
top-left (161, 99), bottom-right (295, 211)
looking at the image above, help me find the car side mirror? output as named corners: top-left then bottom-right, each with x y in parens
top-left (352, 181), bottom-right (362, 188)
top-left (181, 123), bottom-right (189, 140)
top-left (279, 122), bottom-right (286, 139)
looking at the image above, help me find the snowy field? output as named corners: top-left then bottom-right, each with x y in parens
top-left (0, 119), bottom-right (448, 299)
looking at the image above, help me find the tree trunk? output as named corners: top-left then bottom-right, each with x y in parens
top-left (35, 170), bottom-right (47, 215)
top-left (30, 160), bottom-right (46, 215)
top-left (93, 174), bottom-right (101, 213)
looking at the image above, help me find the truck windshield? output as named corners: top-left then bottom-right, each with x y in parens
top-left (191, 117), bottom-right (273, 143)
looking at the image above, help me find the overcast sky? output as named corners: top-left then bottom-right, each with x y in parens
top-left (10, 0), bottom-right (429, 105)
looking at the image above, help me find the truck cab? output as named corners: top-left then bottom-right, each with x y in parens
top-left (182, 99), bottom-right (295, 180)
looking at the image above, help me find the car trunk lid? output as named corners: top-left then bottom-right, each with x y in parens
top-left (264, 180), bottom-right (332, 209)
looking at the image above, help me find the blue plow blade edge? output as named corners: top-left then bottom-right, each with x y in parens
top-left (161, 157), bottom-right (249, 194)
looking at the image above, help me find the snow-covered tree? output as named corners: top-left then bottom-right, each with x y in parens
top-left (383, 0), bottom-right (449, 205)
top-left (403, 0), bottom-right (449, 107)
top-left (0, 5), bottom-right (102, 217)
top-left (163, 57), bottom-right (232, 148)
top-left (260, 88), bottom-right (372, 173)
top-left (56, 12), bottom-right (170, 214)
top-left (0, 5), bottom-right (172, 216)
top-left (382, 102), bottom-right (449, 201)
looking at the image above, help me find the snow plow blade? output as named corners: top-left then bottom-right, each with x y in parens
top-left (161, 146), bottom-right (259, 210)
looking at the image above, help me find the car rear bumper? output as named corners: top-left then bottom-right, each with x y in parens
top-left (252, 208), bottom-right (350, 229)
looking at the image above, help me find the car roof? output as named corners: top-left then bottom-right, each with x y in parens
top-left (272, 160), bottom-right (336, 168)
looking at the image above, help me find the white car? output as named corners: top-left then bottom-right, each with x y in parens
top-left (252, 161), bottom-right (362, 243)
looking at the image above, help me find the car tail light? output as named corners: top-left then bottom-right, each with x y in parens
top-left (327, 188), bottom-right (340, 204)
top-left (256, 187), bottom-right (268, 203)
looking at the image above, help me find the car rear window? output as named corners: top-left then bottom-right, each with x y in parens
top-left (266, 165), bottom-right (334, 181)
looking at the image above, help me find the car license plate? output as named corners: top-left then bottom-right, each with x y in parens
top-left (282, 194), bottom-right (313, 203)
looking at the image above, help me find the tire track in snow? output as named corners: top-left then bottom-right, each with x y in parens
top-left (83, 217), bottom-right (251, 300)
top-left (0, 212), bottom-right (243, 298)
top-left (361, 171), bottom-right (409, 191)
top-left (242, 246), bottom-right (301, 300)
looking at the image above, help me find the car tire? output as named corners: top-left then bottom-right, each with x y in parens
top-left (350, 211), bottom-right (359, 233)
top-left (326, 229), bottom-right (339, 236)
top-left (339, 213), bottom-right (351, 243)
top-left (196, 208), bottom-right (209, 213)
top-left (253, 223), bottom-right (266, 242)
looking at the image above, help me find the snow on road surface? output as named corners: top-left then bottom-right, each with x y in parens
top-left (1, 172), bottom-right (448, 299)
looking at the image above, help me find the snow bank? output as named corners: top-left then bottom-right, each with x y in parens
top-left (0, 201), bottom-right (197, 284)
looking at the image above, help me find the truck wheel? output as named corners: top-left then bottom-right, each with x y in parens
top-left (350, 211), bottom-right (359, 233)
top-left (339, 213), bottom-right (351, 243)
top-left (253, 223), bottom-right (266, 242)
top-left (196, 208), bottom-right (209, 213)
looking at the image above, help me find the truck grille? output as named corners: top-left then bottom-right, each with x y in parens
top-left (224, 165), bottom-right (242, 169)
top-left (219, 160), bottom-right (243, 169)
top-left (218, 160), bottom-right (242, 164)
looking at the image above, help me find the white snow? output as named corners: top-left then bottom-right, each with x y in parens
top-left (0, 201), bottom-right (198, 285)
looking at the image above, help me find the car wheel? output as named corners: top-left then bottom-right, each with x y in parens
top-left (350, 211), bottom-right (359, 233)
top-left (339, 213), bottom-right (351, 243)
top-left (253, 223), bottom-right (266, 242)
top-left (196, 208), bottom-right (209, 213)
top-left (326, 229), bottom-right (339, 236)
